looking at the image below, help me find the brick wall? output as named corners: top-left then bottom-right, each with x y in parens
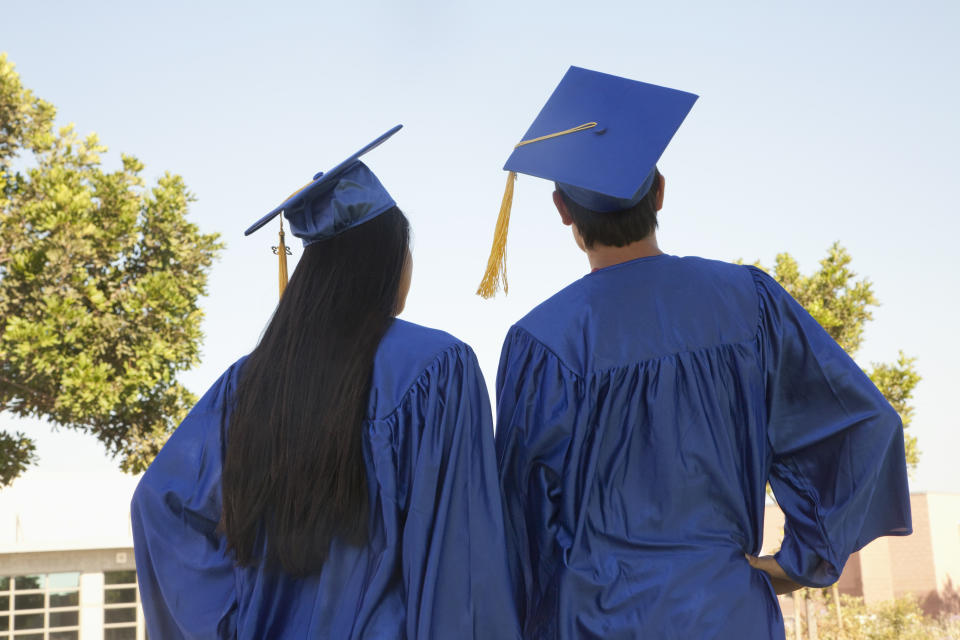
top-left (927, 494), bottom-right (960, 590)
top-left (923, 493), bottom-right (960, 614)
top-left (763, 493), bottom-right (960, 609)
top-left (860, 535), bottom-right (896, 603)
top-left (837, 550), bottom-right (861, 595)
top-left (887, 494), bottom-right (937, 598)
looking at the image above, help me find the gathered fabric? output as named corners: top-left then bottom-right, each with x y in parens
top-left (132, 319), bottom-right (521, 640)
top-left (495, 255), bottom-right (911, 640)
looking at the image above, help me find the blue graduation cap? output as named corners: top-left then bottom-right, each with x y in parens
top-left (245, 125), bottom-right (402, 246)
top-left (476, 67), bottom-right (698, 298)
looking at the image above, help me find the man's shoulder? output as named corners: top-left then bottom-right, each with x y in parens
top-left (515, 255), bottom-right (753, 331)
top-left (508, 255), bottom-right (759, 373)
top-left (514, 276), bottom-right (592, 338)
top-left (677, 254), bottom-right (757, 279)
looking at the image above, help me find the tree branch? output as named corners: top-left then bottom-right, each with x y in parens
top-left (0, 373), bottom-right (57, 405)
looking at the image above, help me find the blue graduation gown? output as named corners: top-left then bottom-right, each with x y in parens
top-left (132, 319), bottom-right (521, 639)
top-left (495, 254), bottom-right (911, 640)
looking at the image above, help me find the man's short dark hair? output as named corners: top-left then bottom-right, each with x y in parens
top-left (557, 169), bottom-right (661, 249)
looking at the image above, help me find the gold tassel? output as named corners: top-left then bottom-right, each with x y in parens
top-left (476, 171), bottom-right (517, 298)
top-left (275, 218), bottom-right (290, 299)
top-left (475, 122), bottom-right (598, 298)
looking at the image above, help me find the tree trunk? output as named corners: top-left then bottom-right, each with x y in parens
top-left (832, 583), bottom-right (843, 638)
top-left (805, 591), bottom-right (819, 640)
top-left (793, 590), bottom-right (803, 639)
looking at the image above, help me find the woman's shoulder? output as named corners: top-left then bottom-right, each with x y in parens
top-left (381, 317), bottom-right (465, 354)
top-left (368, 319), bottom-right (474, 420)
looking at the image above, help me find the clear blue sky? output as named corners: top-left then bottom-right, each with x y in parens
top-left (2, 0), bottom-right (958, 503)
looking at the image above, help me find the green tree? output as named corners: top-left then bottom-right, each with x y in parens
top-left (749, 243), bottom-right (920, 469)
top-left (0, 53), bottom-right (223, 487)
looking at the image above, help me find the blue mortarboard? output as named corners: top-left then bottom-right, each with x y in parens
top-left (476, 67), bottom-right (698, 298)
top-left (245, 125), bottom-right (402, 246)
top-left (507, 67), bottom-right (698, 211)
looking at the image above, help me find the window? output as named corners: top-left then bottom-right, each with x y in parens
top-left (0, 572), bottom-right (80, 640)
top-left (103, 571), bottom-right (140, 640)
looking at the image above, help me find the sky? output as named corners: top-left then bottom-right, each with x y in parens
top-left (1, 0), bottom-right (958, 538)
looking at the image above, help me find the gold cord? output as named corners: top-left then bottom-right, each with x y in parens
top-left (513, 122), bottom-right (598, 148)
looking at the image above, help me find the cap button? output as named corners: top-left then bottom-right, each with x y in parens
top-left (313, 171), bottom-right (325, 180)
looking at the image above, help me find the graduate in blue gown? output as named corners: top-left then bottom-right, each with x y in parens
top-left (478, 67), bottom-right (912, 639)
top-left (132, 126), bottom-right (520, 639)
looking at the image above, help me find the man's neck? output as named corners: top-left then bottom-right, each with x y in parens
top-left (586, 235), bottom-right (663, 271)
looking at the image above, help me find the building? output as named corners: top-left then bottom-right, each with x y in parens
top-left (763, 492), bottom-right (960, 619)
top-left (0, 550), bottom-right (143, 640)
top-left (0, 471), bottom-right (145, 640)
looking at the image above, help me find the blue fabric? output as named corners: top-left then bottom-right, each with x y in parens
top-left (495, 254), bottom-right (911, 640)
top-left (557, 167), bottom-right (657, 213)
top-left (285, 161), bottom-right (396, 247)
top-left (503, 66), bottom-right (696, 210)
top-left (243, 125), bottom-right (401, 244)
top-left (132, 319), bottom-right (521, 639)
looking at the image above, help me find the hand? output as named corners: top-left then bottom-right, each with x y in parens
top-left (745, 554), bottom-right (804, 595)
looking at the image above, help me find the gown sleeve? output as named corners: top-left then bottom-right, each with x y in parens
top-left (399, 344), bottom-right (521, 640)
top-left (751, 267), bottom-right (912, 588)
top-left (131, 359), bottom-right (245, 640)
top-left (494, 326), bottom-right (577, 629)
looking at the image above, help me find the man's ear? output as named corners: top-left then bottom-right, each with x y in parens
top-left (553, 190), bottom-right (574, 226)
top-left (655, 173), bottom-right (666, 212)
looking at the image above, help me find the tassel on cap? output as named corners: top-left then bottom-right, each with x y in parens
top-left (476, 171), bottom-right (517, 299)
top-left (277, 220), bottom-right (289, 298)
top-left (273, 217), bottom-right (291, 299)
top-left (476, 122), bottom-right (599, 299)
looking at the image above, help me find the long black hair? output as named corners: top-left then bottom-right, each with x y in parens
top-left (222, 207), bottom-right (410, 576)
